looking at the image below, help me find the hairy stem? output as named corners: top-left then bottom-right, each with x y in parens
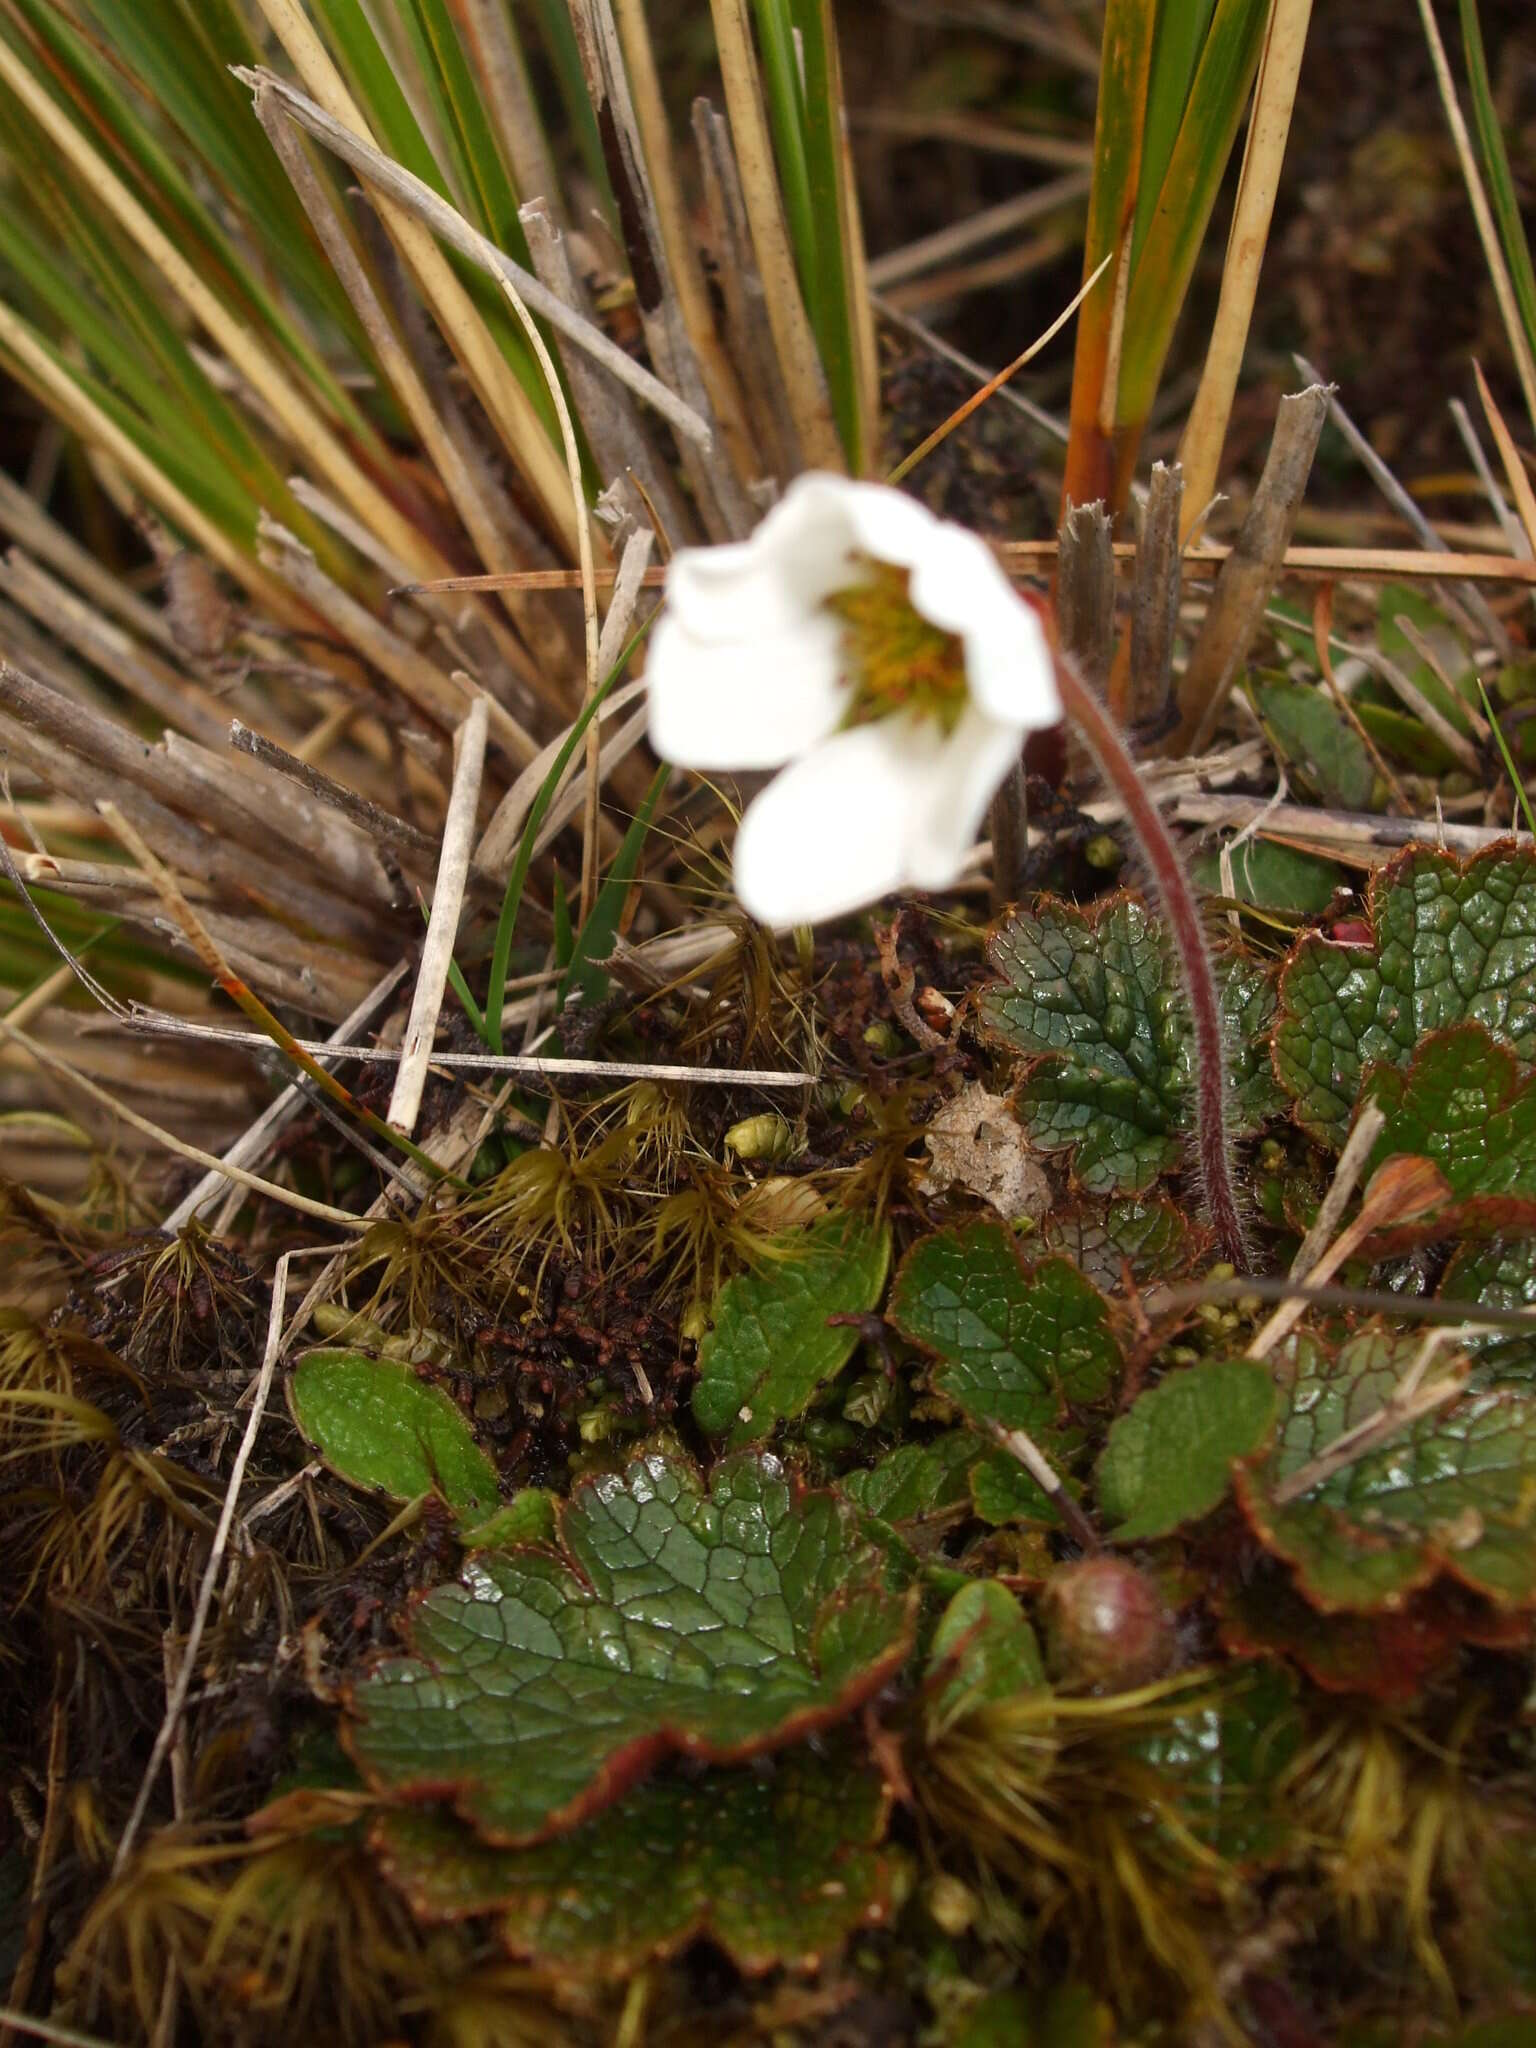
top-left (1055, 655), bottom-right (1248, 1268)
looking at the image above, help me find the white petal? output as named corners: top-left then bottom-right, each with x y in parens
top-left (834, 479), bottom-right (946, 568)
top-left (908, 526), bottom-right (1061, 730)
top-left (905, 705), bottom-right (1026, 887)
top-left (646, 609), bottom-right (847, 769)
top-left (733, 709), bottom-right (1021, 925)
top-left (664, 473), bottom-right (880, 643)
top-left (733, 723), bottom-right (921, 925)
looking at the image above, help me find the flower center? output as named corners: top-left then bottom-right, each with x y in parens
top-left (824, 560), bottom-right (969, 733)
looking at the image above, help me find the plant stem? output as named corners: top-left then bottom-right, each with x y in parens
top-left (1055, 654), bottom-right (1247, 1267)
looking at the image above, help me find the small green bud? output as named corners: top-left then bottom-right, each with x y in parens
top-left (843, 1371), bottom-right (892, 1429)
top-left (724, 1112), bottom-right (794, 1162)
top-left (925, 1874), bottom-right (976, 1937)
top-left (799, 1417), bottom-right (857, 1459)
top-left (577, 1406), bottom-right (615, 1444)
top-left (1083, 832), bottom-right (1124, 871)
top-left (862, 1020), bottom-right (902, 1056)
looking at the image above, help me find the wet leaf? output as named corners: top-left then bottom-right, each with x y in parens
top-left (1253, 678), bottom-right (1376, 809)
top-left (1224, 955), bottom-right (1290, 1128)
top-left (371, 1742), bottom-right (890, 1973)
top-left (927, 1580), bottom-right (1045, 1718)
top-left (1235, 1328), bottom-right (1536, 1611)
top-left (289, 1349), bottom-right (500, 1523)
top-left (889, 1221), bottom-right (1121, 1437)
top-left (1272, 843), bottom-right (1536, 1148)
top-left (345, 1442), bottom-right (915, 1843)
top-left (840, 1433), bottom-right (978, 1523)
top-left (1097, 1359), bottom-right (1276, 1542)
top-left (692, 1215), bottom-right (891, 1445)
top-left (1219, 1572), bottom-right (1473, 1702)
top-left (970, 1429), bottom-right (1085, 1527)
top-left (1040, 1196), bottom-right (1201, 1292)
top-left (1358, 1024), bottom-right (1536, 1248)
top-left (981, 897), bottom-right (1280, 1193)
top-left (1440, 1235), bottom-right (1536, 1387)
top-left (980, 896), bottom-right (1182, 1193)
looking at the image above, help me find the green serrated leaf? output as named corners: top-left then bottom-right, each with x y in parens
top-left (970, 1430), bottom-right (1085, 1527)
top-left (839, 1433), bottom-right (978, 1522)
top-left (927, 1580), bottom-right (1045, 1720)
top-left (1218, 1570), bottom-right (1465, 1702)
top-left (889, 1221), bottom-right (1121, 1438)
top-left (1235, 1328), bottom-right (1536, 1611)
top-left (289, 1350), bottom-right (500, 1523)
top-left (1040, 1196), bottom-right (1200, 1290)
top-left (1224, 952), bottom-right (1290, 1127)
top-left (371, 1740), bottom-right (890, 1972)
top-left (1441, 1236), bottom-right (1536, 1387)
top-left (1358, 1024), bottom-right (1536, 1246)
top-left (692, 1215), bottom-right (891, 1444)
top-left (981, 897), bottom-right (1279, 1193)
top-left (1098, 1358), bottom-right (1276, 1541)
top-left (345, 1442), bottom-right (915, 1843)
top-left (981, 895), bottom-right (1184, 1192)
top-left (1273, 843), bottom-right (1536, 1148)
top-left (1253, 679), bottom-right (1377, 809)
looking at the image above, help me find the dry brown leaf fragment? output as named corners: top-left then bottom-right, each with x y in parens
top-left (919, 1083), bottom-right (1051, 1222)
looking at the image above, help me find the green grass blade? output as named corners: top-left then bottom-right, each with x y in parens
top-left (300, 0), bottom-right (561, 448)
top-left (551, 870), bottom-right (575, 973)
top-left (1132, 0), bottom-right (1218, 267)
top-left (522, 0), bottom-right (615, 221)
top-left (303, 0), bottom-right (448, 193)
top-left (1062, 0), bottom-right (1157, 510)
top-left (751, 0), bottom-right (817, 291)
top-left (484, 678), bottom-right (623, 1056)
top-left (483, 615), bottom-right (657, 1055)
top-left (71, 0), bottom-right (350, 318)
top-left (445, 956), bottom-right (487, 1040)
top-left (397, 0), bottom-right (528, 247)
top-left (789, 0), bottom-right (867, 470)
top-left (2, 0), bottom-right (378, 438)
top-left (558, 765), bottom-right (668, 1015)
top-left (1458, 0), bottom-right (1536, 366)
top-left (1116, 0), bottom-right (1268, 447)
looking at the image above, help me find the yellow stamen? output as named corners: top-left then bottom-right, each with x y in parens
top-left (826, 561), bottom-right (969, 733)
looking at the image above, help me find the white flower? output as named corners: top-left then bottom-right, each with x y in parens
top-left (646, 473), bottom-right (1060, 926)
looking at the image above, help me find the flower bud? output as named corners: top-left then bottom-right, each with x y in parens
top-left (1042, 1557), bottom-right (1173, 1690)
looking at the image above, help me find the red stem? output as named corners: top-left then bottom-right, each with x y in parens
top-left (1055, 656), bottom-right (1248, 1269)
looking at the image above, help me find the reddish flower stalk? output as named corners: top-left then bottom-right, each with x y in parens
top-left (1055, 654), bottom-right (1248, 1269)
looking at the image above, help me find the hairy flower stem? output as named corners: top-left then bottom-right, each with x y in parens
top-left (1055, 655), bottom-right (1248, 1268)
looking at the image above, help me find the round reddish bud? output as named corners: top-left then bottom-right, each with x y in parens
top-left (1042, 1557), bottom-right (1174, 1690)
